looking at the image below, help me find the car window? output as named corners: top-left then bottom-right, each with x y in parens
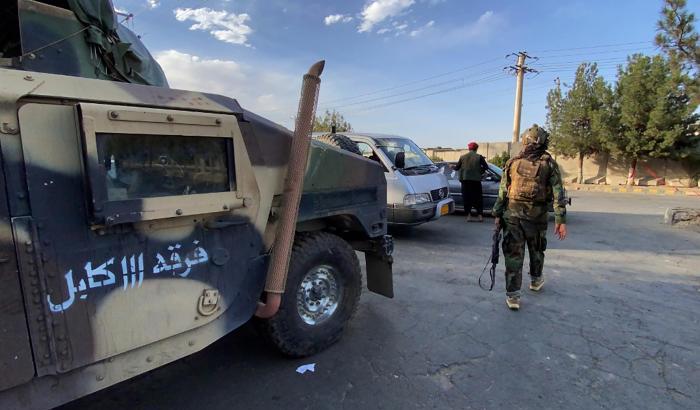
top-left (356, 142), bottom-right (375, 159)
top-left (375, 137), bottom-right (433, 168)
top-left (439, 163), bottom-right (457, 179)
top-left (356, 141), bottom-right (388, 171)
top-left (482, 168), bottom-right (501, 182)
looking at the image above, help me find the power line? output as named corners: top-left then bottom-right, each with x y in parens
top-left (535, 56), bottom-right (635, 65)
top-left (536, 62), bottom-right (629, 70)
top-left (321, 67), bottom-right (507, 110)
top-left (320, 57), bottom-right (505, 105)
top-left (323, 42), bottom-right (657, 108)
top-left (325, 41), bottom-right (659, 117)
top-left (531, 41), bottom-right (653, 53)
top-left (535, 46), bottom-right (656, 59)
top-left (539, 63), bottom-right (627, 72)
top-left (345, 73), bottom-right (510, 114)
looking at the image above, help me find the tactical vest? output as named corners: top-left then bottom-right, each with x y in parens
top-left (508, 156), bottom-right (550, 203)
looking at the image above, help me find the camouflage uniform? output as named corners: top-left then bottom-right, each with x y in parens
top-left (492, 126), bottom-right (567, 298)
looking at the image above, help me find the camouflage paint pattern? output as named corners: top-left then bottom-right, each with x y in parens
top-left (14, 0), bottom-right (168, 86)
top-left (0, 55), bottom-right (388, 410)
top-left (493, 156), bottom-right (567, 226)
top-left (493, 152), bottom-right (567, 297)
top-left (502, 216), bottom-right (547, 297)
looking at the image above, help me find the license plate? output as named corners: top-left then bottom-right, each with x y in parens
top-left (440, 204), bottom-right (450, 215)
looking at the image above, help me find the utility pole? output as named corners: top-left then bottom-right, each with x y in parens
top-left (506, 52), bottom-right (537, 143)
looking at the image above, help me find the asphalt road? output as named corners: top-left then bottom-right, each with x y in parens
top-left (60, 191), bottom-right (700, 410)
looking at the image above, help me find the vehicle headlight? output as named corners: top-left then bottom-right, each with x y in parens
top-left (404, 193), bottom-right (432, 206)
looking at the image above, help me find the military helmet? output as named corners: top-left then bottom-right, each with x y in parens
top-left (521, 124), bottom-right (549, 146)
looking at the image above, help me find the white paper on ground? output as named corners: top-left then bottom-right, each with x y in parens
top-left (296, 363), bottom-right (316, 374)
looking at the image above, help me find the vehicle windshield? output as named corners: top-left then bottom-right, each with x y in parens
top-left (375, 137), bottom-right (433, 169)
top-left (488, 163), bottom-right (503, 176)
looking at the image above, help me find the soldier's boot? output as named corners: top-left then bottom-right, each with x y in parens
top-left (506, 296), bottom-right (520, 310)
top-left (529, 276), bottom-right (544, 292)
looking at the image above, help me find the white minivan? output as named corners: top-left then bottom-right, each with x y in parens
top-left (345, 133), bottom-right (454, 225)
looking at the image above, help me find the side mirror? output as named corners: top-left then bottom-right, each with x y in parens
top-left (394, 152), bottom-right (406, 169)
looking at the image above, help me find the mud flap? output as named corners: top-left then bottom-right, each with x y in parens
top-left (353, 235), bottom-right (394, 298)
top-left (365, 252), bottom-right (394, 298)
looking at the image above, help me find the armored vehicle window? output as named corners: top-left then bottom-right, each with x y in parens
top-left (0, 2), bottom-right (20, 58)
top-left (96, 133), bottom-right (232, 200)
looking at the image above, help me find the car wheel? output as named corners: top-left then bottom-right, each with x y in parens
top-left (259, 232), bottom-right (362, 357)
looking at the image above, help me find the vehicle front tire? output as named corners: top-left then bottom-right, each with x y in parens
top-left (260, 232), bottom-right (362, 357)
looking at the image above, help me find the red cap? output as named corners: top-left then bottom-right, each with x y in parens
top-left (468, 141), bottom-right (478, 150)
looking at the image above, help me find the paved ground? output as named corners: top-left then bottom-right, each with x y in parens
top-left (60, 192), bottom-right (700, 410)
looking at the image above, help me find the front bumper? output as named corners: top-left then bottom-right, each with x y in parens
top-left (388, 198), bottom-right (454, 225)
top-left (430, 198), bottom-right (455, 221)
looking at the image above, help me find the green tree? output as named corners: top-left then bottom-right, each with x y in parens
top-left (656, 0), bottom-right (700, 167)
top-left (547, 63), bottom-right (611, 183)
top-left (490, 151), bottom-right (510, 169)
top-left (655, 0), bottom-right (700, 71)
top-left (656, 0), bottom-right (700, 107)
top-left (603, 54), bottom-right (697, 185)
top-left (312, 109), bottom-right (352, 133)
top-left (545, 78), bottom-right (564, 139)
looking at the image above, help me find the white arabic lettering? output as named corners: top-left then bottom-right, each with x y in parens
top-left (47, 241), bottom-right (209, 313)
top-left (47, 270), bottom-right (78, 312)
top-left (152, 241), bottom-right (209, 278)
top-left (85, 257), bottom-right (116, 289)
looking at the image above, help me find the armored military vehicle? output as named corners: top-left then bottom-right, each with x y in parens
top-left (0, 1), bottom-right (393, 408)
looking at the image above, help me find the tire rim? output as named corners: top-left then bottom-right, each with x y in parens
top-left (296, 264), bottom-right (342, 325)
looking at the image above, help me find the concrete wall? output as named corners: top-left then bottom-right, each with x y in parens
top-left (424, 143), bottom-right (699, 187)
top-left (552, 153), bottom-right (609, 184)
top-left (425, 142), bottom-right (513, 163)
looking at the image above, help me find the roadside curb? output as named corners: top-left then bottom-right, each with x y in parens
top-left (566, 184), bottom-right (700, 197)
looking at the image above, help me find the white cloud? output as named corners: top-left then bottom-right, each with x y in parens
top-left (324, 14), bottom-right (353, 26)
top-left (409, 20), bottom-right (434, 37)
top-left (155, 50), bottom-right (299, 124)
top-left (441, 11), bottom-right (504, 45)
top-left (174, 8), bottom-right (253, 46)
top-left (358, 0), bottom-right (415, 33)
top-left (377, 28), bottom-right (391, 35)
top-left (460, 11), bottom-right (500, 39)
top-left (147, 0), bottom-right (160, 9)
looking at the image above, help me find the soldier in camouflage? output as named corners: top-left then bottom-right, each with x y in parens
top-left (492, 124), bottom-right (568, 310)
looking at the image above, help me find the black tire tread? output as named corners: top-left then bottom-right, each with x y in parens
top-left (314, 133), bottom-right (362, 156)
top-left (260, 232), bottom-right (361, 357)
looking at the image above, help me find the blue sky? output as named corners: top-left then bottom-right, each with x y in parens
top-left (112, 0), bottom-right (698, 147)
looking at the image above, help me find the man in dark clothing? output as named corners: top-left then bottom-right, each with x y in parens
top-left (492, 124), bottom-right (568, 311)
top-left (454, 141), bottom-right (488, 222)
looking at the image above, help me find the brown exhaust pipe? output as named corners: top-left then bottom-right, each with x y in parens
top-left (256, 60), bottom-right (325, 318)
